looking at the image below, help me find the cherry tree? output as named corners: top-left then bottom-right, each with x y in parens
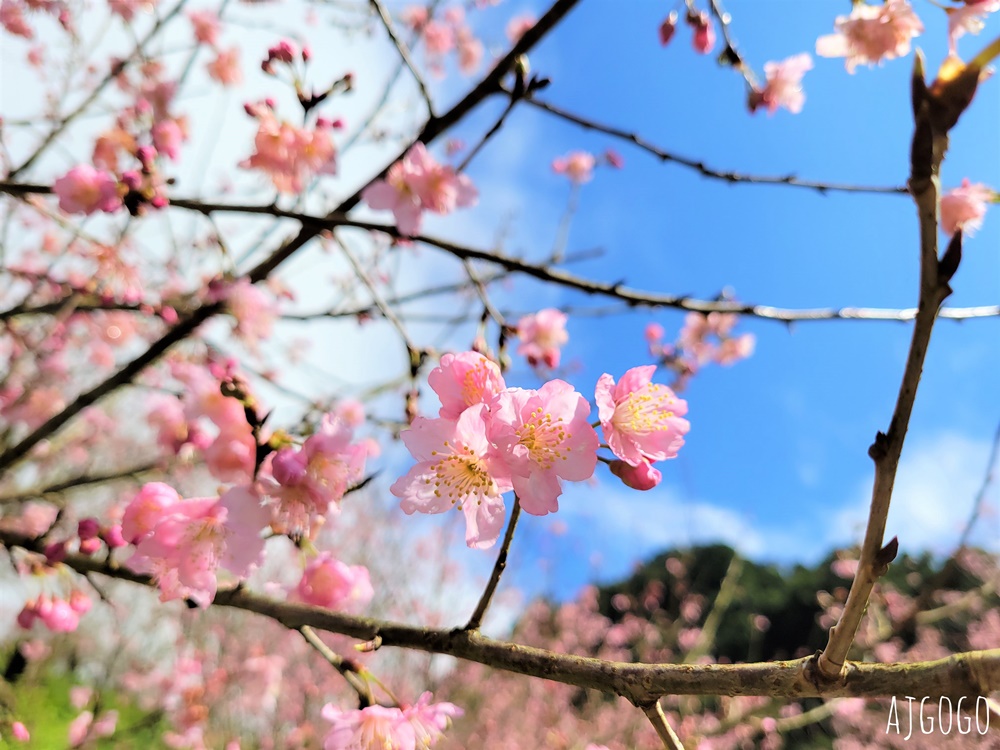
top-left (0, 0), bottom-right (998, 747)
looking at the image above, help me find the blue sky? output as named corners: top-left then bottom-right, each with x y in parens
top-left (418, 1), bottom-right (1000, 602)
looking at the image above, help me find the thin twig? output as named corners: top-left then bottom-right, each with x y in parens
top-left (642, 700), bottom-right (684, 750)
top-left (8, 0), bottom-right (189, 179)
top-left (0, 0), bottom-right (584, 479)
top-left (957, 419), bottom-right (1000, 550)
top-left (369, 0), bottom-right (435, 116)
top-left (465, 498), bottom-right (521, 631)
top-left (683, 555), bottom-right (743, 663)
top-left (516, 94), bottom-right (907, 196)
top-left (0, 462), bottom-right (162, 505)
top-left (299, 625), bottom-right (374, 705)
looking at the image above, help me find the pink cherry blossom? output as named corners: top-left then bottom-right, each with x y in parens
top-left (225, 278), bottom-right (277, 343)
top-left (404, 693), bottom-right (463, 747)
top-left (947, 0), bottom-right (1000, 54)
top-left (52, 164), bottom-right (121, 215)
top-left (749, 53), bottom-right (813, 115)
top-left (241, 107), bottom-right (338, 193)
top-left (292, 552), bottom-right (373, 611)
top-left (609, 457), bottom-right (663, 491)
top-left (689, 11), bottom-right (715, 54)
top-left (207, 47), bottom-right (242, 86)
top-left (816, 0), bottom-right (923, 73)
top-left (67, 711), bottom-right (93, 747)
top-left (487, 380), bottom-right (598, 515)
top-left (427, 351), bottom-right (506, 420)
top-left (188, 9), bottom-right (219, 46)
top-left (121, 482), bottom-right (181, 544)
top-left (203, 426), bottom-right (256, 483)
top-left (940, 179), bottom-right (993, 236)
top-left (516, 308), bottom-right (569, 369)
top-left (455, 27), bottom-right (483, 74)
top-left (362, 143), bottom-right (476, 235)
top-left (322, 693), bottom-right (461, 750)
top-left (596, 365), bottom-right (690, 466)
top-left (261, 413), bottom-right (367, 533)
top-left (714, 332), bottom-right (755, 365)
top-left (506, 14), bottom-right (535, 43)
top-left (1, 0), bottom-right (33, 38)
top-left (127, 486), bottom-right (269, 607)
top-left (11, 722), bottom-right (29, 742)
top-left (551, 151), bottom-right (596, 184)
top-left (422, 20), bottom-right (454, 55)
top-left (391, 406), bottom-right (512, 549)
top-left (322, 703), bottom-right (416, 750)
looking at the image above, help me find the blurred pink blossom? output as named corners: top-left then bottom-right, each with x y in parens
top-left (940, 178), bottom-right (993, 236)
top-left (516, 308), bottom-right (568, 368)
top-left (816, 0), bottom-right (923, 73)
top-left (53, 165), bottom-right (121, 215)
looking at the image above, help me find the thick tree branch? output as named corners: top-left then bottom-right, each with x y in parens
top-left (2, 530), bottom-right (997, 702)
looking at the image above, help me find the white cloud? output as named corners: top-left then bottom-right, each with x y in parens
top-left (827, 431), bottom-right (998, 555)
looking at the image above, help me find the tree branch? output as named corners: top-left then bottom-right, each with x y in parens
top-left (2, 529), bottom-right (997, 702)
top-left (465, 498), bottom-right (520, 632)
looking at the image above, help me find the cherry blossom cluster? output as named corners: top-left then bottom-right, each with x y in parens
top-left (646, 311), bottom-right (755, 391)
top-left (188, 10), bottom-right (241, 86)
top-left (516, 307), bottom-right (568, 369)
top-left (17, 590), bottom-right (91, 633)
top-left (322, 693), bottom-right (462, 750)
top-left (241, 100), bottom-right (339, 194)
top-left (362, 143), bottom-right (477, 236)
top-left (391, 352), bottom-right (689, 547)
top-left (398, 5), bottom-right (484, 76)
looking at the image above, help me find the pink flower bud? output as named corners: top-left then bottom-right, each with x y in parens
top-left (688, 11), bottom-right (715, 54)
top-left (658, 12), bottom-right (677, 46)
top-left (11, 722), bottom-right (29, 742)
top-left (101, 524), bottom-right (126, 549)
top-left (78, 537), bottom-right (102, 556)
top-left (609, 458), bottom-right (663, 491)
top-left (77, 518), bottom-right (100, 540)
top-left (44, 541), bottom-right (67, 564)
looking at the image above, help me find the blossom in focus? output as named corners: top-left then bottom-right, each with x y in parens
top-left (391, 406), bottom-right (512, 548)
top-left (609, 457), bottom-right (663, 491)
top-left (940, 179), bottom-right (993, 236)
top-left (749, 54), bottom-right (813, 115)
top-left (552, 151), bottom-right (596, 184)
top-left (488, 380), bottom-right (599, 515)
top-left (427, 351), bottom-right (506, 420)
top-left (293, 552), bottom-right (373, 611)
top-left (815, 0), bottom-right (923, 73)
top-left (362, 143), bottom-right (476, 235)
top-left (947, 0), bottom-right (1000, 54)
top-left (596, 365), bottom-right (690, 467)
top-left (53, 165), bottom-right (121, 215)
top-left (516, 308), bottom-right (569, 369)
